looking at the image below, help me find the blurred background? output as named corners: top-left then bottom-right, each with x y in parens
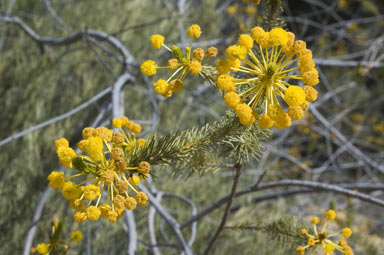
top-left (0, 0), bottom-right (383, 254)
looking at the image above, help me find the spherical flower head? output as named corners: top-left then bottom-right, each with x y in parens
top-left (82, 184), bottom-right (100, 200)
top-left (57, 146), bottom-right (76, 168)
top-left (216, 59), bottom-right (230, 74)
top-left (300, 229), bottom-right (308, 235)
top-left (99, 204), bottom-right (111, 218)
top-left (311, 216), bottom-right (319, 224)
top-left (224, 92), bottom-right (241, 109)
top-left (154, 79), bottom-right (169, 95)
top-left (296, 246), bottom-right (305, 255)
top-left (70, 199), bottom-right (85, 211)
top-left (238, 34), bottom-right (254, 50)
top-left (284, 86), bottom-right (306, 106)
top-left (61, 181), bottom-right (82, 200)
top-left (107, 210), bottom-right (118, 223)
top-left (307, 238), bottom-right (315, 246)
top-left (47, 171), bottom-right (65, 189)
top-left (299, 57), bottom-right (315, 73)
top-left (343, 246), bottom-right (354, 255)
top-left (112, 132), bottom-right (124, 145)
top-left (129, 176), bottom-right (140, 186)
top-left (206, 47), bottom-right (218, 58)
top-left (301, 101), bottom-right (310, 111)
top-left (284, 32), bottom-right (295, 49)
top-left (114, 158), bottom-right (127, 170)
top-left (303, 86), bottom-right (318, 102)
top-left (297, 49), bottom-right (312, 59)
top-left (323, 243), bottom-right (335, 253)
top-left (36, 243), bottom-right (49, 254)
top-left (125, 197), bottom-right (137, 210)
top-left (250, 26), bottom-right (265, 43)
top-left (342, 227), bottom-right (352, 238)
top-left (55, 138), bottom-right (69, 151)
top-left (192, 48), bottom-right (205, 61)
top-left (86, 136), bottom-right (103, 161)
top-left (86, 206), bottom-right (101, 221)
top-left (70, 230), bottom-right (83, 242)
top-left (169, 79), bottom-right (183, 93)
top-left (288, 106), bottom-right (304, 120)
top-left (113, 194), bottom-right (126, 210)
top-left (95, 127), bottom-right (113, 142)
top-left (293, 40), bottom-right (307, 53)
top-left (269, 28), bottom-right (288, 47)
top-left (187, 24), bottom-right (201, 38)
top-left (258, 32), bottom-right (271, 48)
top-left (258, 114), bottom-right (274, 129)
top-left (82, 127), bottom-right (95, 139)
top-left (325, 209), bottom-right (336, 220)
top-left (274, 112), bottom-right (292, 129)
top-left (137, 139), bottom-right (146, 148)
top-left (150, 34), bottom-right (164, 49)
top-left (168, 58), bottom-right (179, 70)
top-left (111, 147), bottom-right (123, 160)
top-left (188, 60), bottom-right (202, 75)
top-left (138, 161), bottom-right (150, 175)
top-left (267, 104), bottom-right (283, 121)
top-left (217, 74), bottom-right (235, 92)
top-left (140, 60), bottom-right (157, 76)
top-left (74, 211), bottom-right (87, 222)
top-left (112, 118), bottom-right (123, 128)
top-left (228, 59), bottom-right (241, 70)
top-left (100, 170), bottom-right (114, 184)
top-left (77, 139), bottom-right (88, 152)
top-left (303, 71), bottom-right (319, 86)
top-left (235, 103), bottom-right (255, 126)
top-left (131, 123), bottom-right (142, 134)
top-left (115, 180), bottom-right (128, 193)
top-left (135, 191), bottom-right (149, 206)
top-left (226, 45), bottom-right (247, 60)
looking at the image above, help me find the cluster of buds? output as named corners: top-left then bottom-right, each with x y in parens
top-left (216, 26), bottom-right (319, 128)
top-left (48, 116), bottom-right (149, 223)
top-left (141, 24), bottom-right (218, 98)
top-left (297, 210), bottom-right (354, 255)
top-left (31, 221), bottom-right (82, 255)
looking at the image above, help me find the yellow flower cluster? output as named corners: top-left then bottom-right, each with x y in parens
top-left (31, 222), bottom-right (82, 255)
top-left (217, 26), bottom-right (319, 128)
top-left (296, 210), bottom-right (354, 255)
top-left (141, 24), bottom-right (218, 98)
top-left (48, 117), bottom-right (149, 223)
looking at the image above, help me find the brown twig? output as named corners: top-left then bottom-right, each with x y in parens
top-left (203, 163), bottom-right (242, 255)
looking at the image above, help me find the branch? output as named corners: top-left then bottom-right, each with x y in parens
top-left (181, 180), bottom-right (384, 228)
top-left (203, 163), bottom-right (242, 255)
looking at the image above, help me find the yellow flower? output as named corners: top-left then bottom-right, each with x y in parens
top-left (169, 79), bottom-right (183, 93)
top-left (325, 209), bottom-right (336, 220)
top-left (112, 118), bottom-right (123, 128)
top-left (311, 217), bottom-right (319, 224)
top-left (70, 230), bottom-right (83, 242)
top-left (187, 24), bottom-right (201, 38)
top-left (188, 60), bottom-right (202, 74)
top-left (125, 197), bottom-right (137, 210)
top-left (85, 136), bottom-right (103, 161)
top-left (284, 86), bottom-right (306, 106)
top-left (206, 47), bottom-right (218, 58)
top-left (342, 227), bottom-right (352, 238)
top-left (47, 171), bottom-right (65, 189)
top-left (217, 74), bottom-right (235, 92)
top-left (61, 181), bottom-right (82, 200)
top-left (235, 103), bottom-right (255, 126)
top-left (154, 79), bottom-right (169, 95)
top-left (57, 146), bottom-right (76, 168)
top-left (323, 243), bottom-right (335, 253)
top-left (86, 206), bottom-right (101, 221)
top-left (82, 127), bottom-right (95, 139)
top-left (217, 27), bottom-right (318, 128)
top-left (140, 60), bottom-right (157, 76)
top-left (224, 92), bottom-right (241, 109)
top-left (135, 192), bottom-right (149, 206)
top-left (303, 86), bottom-right (318, 102)
top-left (168, 59), bottom-right (179, 70)
top-left (303, 71), bottom-right (319, 86)
top-left (36, 243), bottom-right (49, 254)
top-left (54, 138), bottom-right (69, 151)
top-left (74, 211), bottom-right (87, 222)
top-left (150, 34), bottom-right (164, 49)
top-left (192, 48), bottom-right (205, 61)
top-left (129, 176), bottom-right (140, 186)
top-left (82, 184), bottom-right (100, 200)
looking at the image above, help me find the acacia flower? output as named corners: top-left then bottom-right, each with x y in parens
top-left (49, 116), bottom-right (150, 223)
top-left (141, 24), bottom-right (218, 98)
top-left (297, 209), bottom-right (354, 255)
top-left (217, 26), bottom-right (319, 127)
